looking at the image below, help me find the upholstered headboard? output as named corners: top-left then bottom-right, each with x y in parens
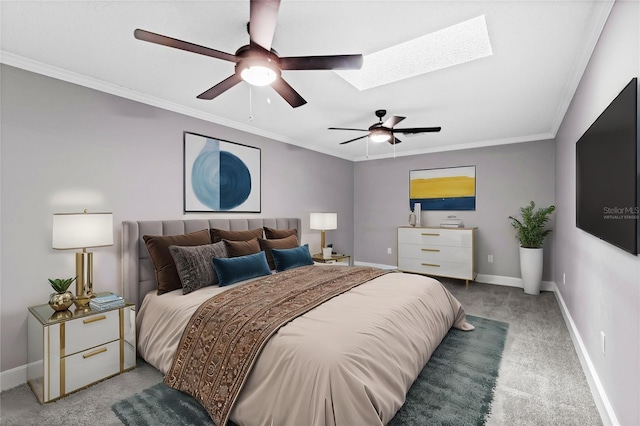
top-left (122, 218), bottom-right (301, 308)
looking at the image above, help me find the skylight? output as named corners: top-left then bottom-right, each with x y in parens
top-left (335, 15), bottom-right (493, 90)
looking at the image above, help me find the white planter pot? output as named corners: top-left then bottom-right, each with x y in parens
top-left (519, 247), bottom-right (543, 295)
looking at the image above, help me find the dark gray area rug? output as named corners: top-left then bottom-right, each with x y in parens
top-left (112, 315), bottom-right (508, 426)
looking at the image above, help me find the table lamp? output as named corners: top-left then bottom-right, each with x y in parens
top-left (310, 212), bottom-right (337, 258)
top-left (52, 210), bottom-right (113, 307)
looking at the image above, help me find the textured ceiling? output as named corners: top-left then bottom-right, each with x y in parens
top-left (0, 1), bottom-right (614, 161)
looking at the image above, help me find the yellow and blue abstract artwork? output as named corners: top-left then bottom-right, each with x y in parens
top-left (184, 132), bottom-right (261, 212)
top-left (410, 166), bottom-right (476, 210)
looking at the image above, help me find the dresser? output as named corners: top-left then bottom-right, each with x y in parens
top-left (397, 226), bottom-right (477, 287)
top-left (27, 302), bottom-right (136, 403)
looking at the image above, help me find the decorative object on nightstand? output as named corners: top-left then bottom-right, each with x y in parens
top-left (47, 277), bottom-right (76, 311)
top-left (508, 201), bottom-right (555, 295)
top-left (310, 212), bottom-right (337, 255)
top-left (52, 210), bottom-right (113, 307)
top-left (89, 292), bottom-right (125, 311)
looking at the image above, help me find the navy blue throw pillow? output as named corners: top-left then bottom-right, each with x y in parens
top-left (212, 251), bottom-right (271, 287)
top-left (271, 244), bottom-right (314, 272)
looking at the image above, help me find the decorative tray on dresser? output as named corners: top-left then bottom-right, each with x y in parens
top-left (397, 226), bottom-right (477, 287)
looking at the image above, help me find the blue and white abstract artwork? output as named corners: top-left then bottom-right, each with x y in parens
top-left (184, 132), bottom-right (261, 212)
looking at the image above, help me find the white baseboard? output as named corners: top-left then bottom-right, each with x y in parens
top-left (1, 362), bottom-right (31, 392)
top-left (553, 290), bottom-right (618, 425)
top-left (475, 273), bottom-right (557, 292)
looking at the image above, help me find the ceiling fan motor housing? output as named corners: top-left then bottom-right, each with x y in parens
top-left (235, 45), bottom-right (282, 86)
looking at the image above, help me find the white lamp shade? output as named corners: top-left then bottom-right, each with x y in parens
top-left (52, 212), bottom-right (114, 249)
top-left (310, 212), bottom-right (338, 230)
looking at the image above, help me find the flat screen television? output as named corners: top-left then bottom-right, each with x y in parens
top-left (576, 77), bottom-right (639, 255)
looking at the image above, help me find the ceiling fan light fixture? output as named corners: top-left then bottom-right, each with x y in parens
top-left (369, 129), bottom-right (391, 143)
top-left (240, 64), bottom-right (278, 86)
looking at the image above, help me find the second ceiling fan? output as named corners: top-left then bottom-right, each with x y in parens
top-left (134, 0), bottom-right (363, 108)
top-left (330, 110), bottom-right (442, 145)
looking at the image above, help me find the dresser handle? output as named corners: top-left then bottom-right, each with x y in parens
top-left (83, 315), bottom-right (106, 324)
top-left (421, 248), bottom-right (441, 252)
top-left (421, 233), bottom-right (440, 236)
top-left (83, 347), bottom-right (107, 359)
top-left (422, 263), bottom-right (441, 267)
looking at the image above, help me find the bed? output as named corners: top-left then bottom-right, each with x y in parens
top-left (122, 218), bottom-right (473, 426)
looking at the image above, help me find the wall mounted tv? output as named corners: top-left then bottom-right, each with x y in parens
top-left (576, 77), bottom-right (639, 255)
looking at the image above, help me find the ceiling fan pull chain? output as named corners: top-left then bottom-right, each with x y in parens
top-left (248, 86), bottom-right (254, 121)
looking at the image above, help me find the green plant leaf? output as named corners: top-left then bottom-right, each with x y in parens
top-left (48, 276), bottom-right (76, 293)
top-left (508, 201), bottom-right (555, 248)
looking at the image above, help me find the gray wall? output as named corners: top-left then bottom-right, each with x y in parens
top-left (0, 64), bottom-right (354, 372)
top-left (554, 1), bottom-right (639, 424)
top-left (353, 141), bottom-right (556, 280)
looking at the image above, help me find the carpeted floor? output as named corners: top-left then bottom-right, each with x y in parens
top-left (0, 279), bottom-right (602, 425)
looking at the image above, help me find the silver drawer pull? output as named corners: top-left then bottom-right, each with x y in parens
top-left (421, 248), bottom-right (441, 252)
top-left (83, 315), bottom-right (106, 325)
top-left (422, 263), bottom-right (441, 267)
top-left (83, 347), bottom-right (107, 359)
top-left (421, 233), bottom-right (440, 236)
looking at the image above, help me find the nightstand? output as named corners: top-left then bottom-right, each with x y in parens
top-left (312, 253), bottom-right (351, 265)
top-left (27, 302), bottom-right (136, 403)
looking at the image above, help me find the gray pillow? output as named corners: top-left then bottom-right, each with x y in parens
top-left (169, 242), bottom-right (228, 294)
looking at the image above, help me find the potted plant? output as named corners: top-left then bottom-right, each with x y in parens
top-left (48, 277), bottom-right (76, 311)
top-left (508, 201), bottom-right (555, 295)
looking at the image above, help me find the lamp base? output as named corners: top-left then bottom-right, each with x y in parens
top-left (73, 295), bottom-right (91, 308)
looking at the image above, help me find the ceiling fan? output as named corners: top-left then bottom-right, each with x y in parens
top-left (330, 110), bottom-right (442, 145)
top-left (134, 0), bottom-right (363, 108)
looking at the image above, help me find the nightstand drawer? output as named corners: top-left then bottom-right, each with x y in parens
top-left (63, 310), bottom-right (119, 356)
top-left (64, 340), bottom-right (120, 393)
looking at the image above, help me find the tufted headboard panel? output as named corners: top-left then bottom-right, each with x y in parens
top-left (122, 218), bottom-right (301, 308)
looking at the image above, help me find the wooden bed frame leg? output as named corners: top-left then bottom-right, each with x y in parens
top-left (465, 279), bottom-right (469, 289)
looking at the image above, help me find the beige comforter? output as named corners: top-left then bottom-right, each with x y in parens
top-left (137, 268), bottom-right (473, 426)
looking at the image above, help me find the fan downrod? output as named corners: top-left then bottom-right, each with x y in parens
top-left (375, 109), bottom-right (387, 121)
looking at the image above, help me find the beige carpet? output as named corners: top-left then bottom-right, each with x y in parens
top-left (0, 279), bottom-right (602, 425)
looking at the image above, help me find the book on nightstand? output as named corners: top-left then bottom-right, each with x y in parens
top-left (90, 292), bottom-right (125, 310)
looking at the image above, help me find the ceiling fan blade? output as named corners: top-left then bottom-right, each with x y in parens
top-left (134, 29), bottom-right (236, 63)
top-left (382, 115), bottom-right (406, 128)
top-left (392, 127), bottom-right (442, 134)
top-left (390, 136), bottom-right (402, 145)
top-left (196, 74), bottom-right (243, 100)
top-left (280, 54), bottom-right (364, 70)
top-left (271, 77), bottom-right (307, 108)
top-left (249, 0), bottom-right (281, 51)
top-left (328, 127), bottom-right (368, 132)
top-left (339, 135), bottom-right (368, 145)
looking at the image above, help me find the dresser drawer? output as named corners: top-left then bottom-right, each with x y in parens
top-left (63, 310), bottom-right (119, 356)
top-left (397, 258), bottom-right (473, 280)
top-left (64, 340), bottom-right (120, 393)
top-left (398, 227), bottom-right (473, 247)
top-left (398, 243), bottom-right (473, 263)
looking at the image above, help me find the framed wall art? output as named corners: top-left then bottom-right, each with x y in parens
top-left (184, 132), bottom-right (261, 213)
top-left (409, 165), bottom-right (476, 211)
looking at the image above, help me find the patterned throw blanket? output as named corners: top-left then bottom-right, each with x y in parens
top-left (164, 265), bottom-right (390, 426)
